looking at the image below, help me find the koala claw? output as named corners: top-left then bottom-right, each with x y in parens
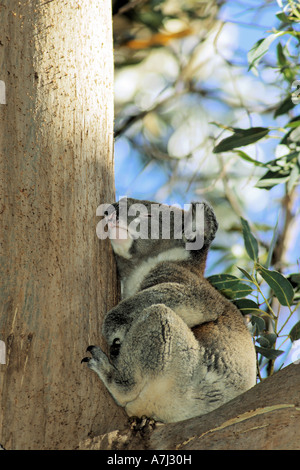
top-left (129, 415), bottom-right (156, 434)
top-left (81, 345), bottom-right (105, 367)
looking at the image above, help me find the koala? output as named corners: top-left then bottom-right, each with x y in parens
top-left (82, 198), bottom-right (256, 423)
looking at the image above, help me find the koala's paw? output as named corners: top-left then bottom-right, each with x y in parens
top-left (81, 345), bottom-right (106, 373)
top-left (128, 415), bottom-right (156, 435)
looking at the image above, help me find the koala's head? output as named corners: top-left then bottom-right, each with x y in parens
top-left (97, 197), bottom-right (218, 276)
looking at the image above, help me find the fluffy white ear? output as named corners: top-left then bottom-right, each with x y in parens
top-left (107, 210), bottom-right (134, 259)
top-left (202, 202), bottom-right (218, 245)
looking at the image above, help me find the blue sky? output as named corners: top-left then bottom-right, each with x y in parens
top-left (113, 1), bottom-right (300, 371)
top-left (114, 1), bottom-right (300, 264)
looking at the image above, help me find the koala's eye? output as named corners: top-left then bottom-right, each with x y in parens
top-left (110, 338), bottom-right (121, 359)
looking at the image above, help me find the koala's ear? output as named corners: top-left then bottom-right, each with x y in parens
top-left (202, 202), bottom-right (218, 245)
top-left (183, 202), bottom-right (218, 250)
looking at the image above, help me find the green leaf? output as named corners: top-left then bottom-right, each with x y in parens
top-left (213, 127), bottom-right (269, 153)
top-left (256, 168), bottom-right (291, 189)
top-left (265, 152), bottom-right (298, 170)
top-left (234, 298), bottom-right (260, 315)
top-left (287, 273), bottom-right (300, 289)
top-left (248, 32), bottom-right (284, 73)
top-left (289, 321), bottom-right (300, 342)
top-left (265, 333), bottom-right (277, 346)
top-left (281, 116), bottom-right (300, 144)
top-left (286, 273), bottom-right (300, 303)
top-left (276, 42), bottom-right (287, 66)
top-left (208, 273), bottom-right (238, 288)
top-left (256, 265), bottom-right (294, 306)
top-left (255, 346), bottom-right (284, 360)
top-left (251, 315), bottom-right (266, 334)
top-left (237, 266), bottom-right (254, 281)
top-left (256, 152), bottom-right (299, 190)
top-left (208, 274), bottom-right (253, 299)
top-left (257, 333), bottom-right (277, 348)
top-left (257, 336), bottom-right (271, 348)
top-left (265, 217), bottom-right (279, 269)
top-left (285, 120), bottom-right (300, 129)
top-left (276, 12), bottom-right (293, 23)
top-left (274, 96), bottom-right (296, 118)
top-left (234, 150), bottom-right (266, 167)
top-left (241, 218), bottom-right (259, 261)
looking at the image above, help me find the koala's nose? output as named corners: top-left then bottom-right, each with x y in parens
top-left (105, 210), bottom-right (117, 226)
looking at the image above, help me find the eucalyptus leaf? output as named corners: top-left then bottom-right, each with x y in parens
top-left (264, 333), bottom-right (277, 346)
top-left (265, 217), bottom-right (279, 269)
top-left (256, 169), bottom-right (291, 189)
top-left (208, 274), bottom-right (253, 299)
top-left (234, 298), bottom-right (260, 315)
top-left (248, 32), bottom-right (284, 72)
top-left (289, 321), bottom-right (300, 342)
top-left (241, 218), bottom-right (259, 261)
top-left (285, 120), bottom-right (300, 128)
top-left (257, 333), bottom-right (277, 347)
top-left (287, 273), bottom-right (300, 289)
top-left (256, 336), bottom-right (271, 348)
top-left (274, 96), bottom-right (296, 118)
top-left (234, 150), bottom-right (266, 167)
top-left (251, 315), bottom-right (266, 334)
top-left (256, 265), bottom-right (294, 306)
top-left (237, 266), bottom-right (253, 281)
top-left (276, 12), bottom-right (293, 23)
top-left (255, 346), bottom-right (284, 360)
top-left (213, 127), bottom-right (269, 153)
top-left (281, 128), bottom-right (293, 145)
top-left (276, 42), bottom-right (286, 66)
top-left (260, 153), bottom-right (298, 179)
top-left (286, 273), bottom-right (300, 303)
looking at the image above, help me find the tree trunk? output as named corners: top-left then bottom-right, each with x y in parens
top-left (0, 0), bottom-right (126, 450)
top-left (79, 364), bottom-right (300, 450)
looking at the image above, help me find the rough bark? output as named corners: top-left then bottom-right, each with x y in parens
top-left (79, 364), bottom-right (300, 450)
top-left (0, 0), bottom-right (127, 450)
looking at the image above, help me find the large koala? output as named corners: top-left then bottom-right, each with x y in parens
top-left (82, 198), bottom-right (256, 423)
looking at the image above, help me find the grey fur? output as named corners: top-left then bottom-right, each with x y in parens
top-left (83, 198), bottom-right (256, 423)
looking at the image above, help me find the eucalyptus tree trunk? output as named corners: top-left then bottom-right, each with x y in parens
top-left (0, 0), bottom-right (125, 450)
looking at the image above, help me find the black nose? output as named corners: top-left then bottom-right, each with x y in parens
top-left (105, 210), bottom-right (117, 224)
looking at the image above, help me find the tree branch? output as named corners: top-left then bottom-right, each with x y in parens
top-left (78, 364), bottom-right (300, 450)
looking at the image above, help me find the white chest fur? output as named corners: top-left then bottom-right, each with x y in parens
top-left (122, 247), bottom-right (190, 299)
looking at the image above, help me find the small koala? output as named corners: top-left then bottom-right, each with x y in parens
top-left (82, 198), bottom-right (256, 423)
